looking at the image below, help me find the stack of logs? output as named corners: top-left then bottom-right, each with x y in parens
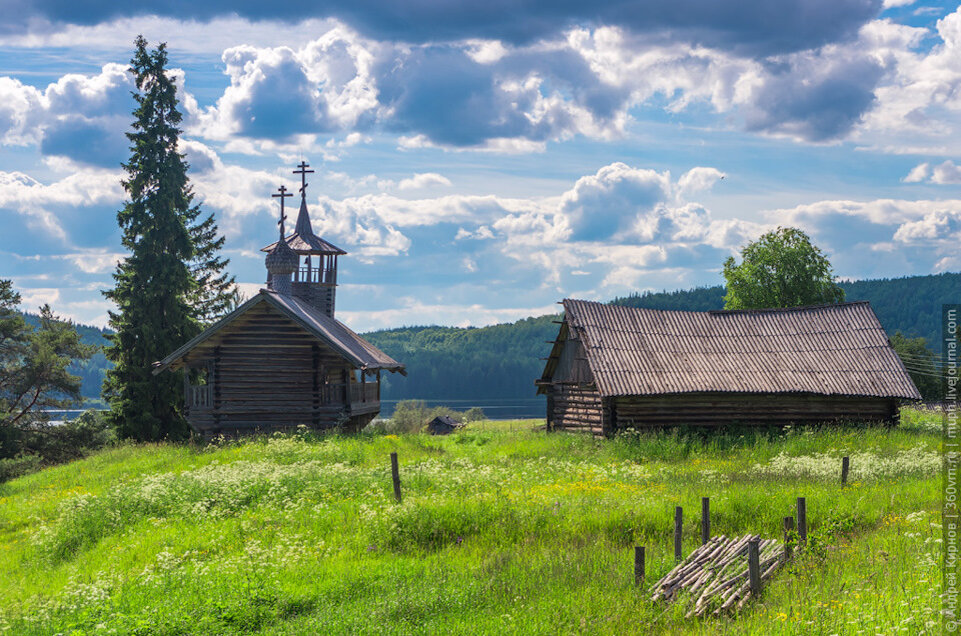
top-left (649, 534), bottom-right (787, 617)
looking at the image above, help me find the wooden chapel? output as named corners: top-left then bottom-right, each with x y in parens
top-left (153, 162), bottom-right (405, 437)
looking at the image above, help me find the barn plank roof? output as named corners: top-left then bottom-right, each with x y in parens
top-left (548, 299), bottom-right (919, 399)
top-left (153, 290), bottom-right (404, 374)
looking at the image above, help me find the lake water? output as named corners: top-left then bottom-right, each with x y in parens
top-left (43, 409), bottom-right (92, 424)
top-left (45, 397), bottom-right (546, 423)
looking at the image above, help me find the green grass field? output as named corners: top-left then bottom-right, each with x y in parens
top-left (0, 410), bottom-right (944, 634)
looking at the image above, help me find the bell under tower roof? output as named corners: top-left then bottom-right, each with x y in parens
top-left (260, 160), bottom-right (347, 256)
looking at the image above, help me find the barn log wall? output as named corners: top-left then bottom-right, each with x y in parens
top-left (181, 303), bottom-right (376, 436)
top-left (549, 384), bottom-right (607, 435)
top-left (610, 393), bottom-right (899, 430)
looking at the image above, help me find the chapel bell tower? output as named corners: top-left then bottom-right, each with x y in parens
top-left (261, 161), bottom-right (347, 317)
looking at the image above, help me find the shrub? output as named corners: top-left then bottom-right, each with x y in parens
top-left (462, 407), bottom-right (486, 423)
top-left (386, 401), bottom-right (462, 434)
top-left (61, 409), bottom-right (116, 450)
top-left (389, 400), bottom-right (429, 433)
top-left (0, 409), bottom-right (114, 480)
top-left (0, 453), bottom-right (42, 482)
top-left (29, 409), bottom-right (115, 465)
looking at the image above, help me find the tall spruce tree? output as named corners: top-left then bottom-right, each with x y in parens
top-left (186, 204), bottom-right (240, 325)
top-left (104, 36), bottom-right (234, 440)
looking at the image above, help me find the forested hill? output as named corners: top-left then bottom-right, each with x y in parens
top-left (841, 273), bottom-right (959, 349)
top-left (369, 272), bottom-right (959, 400)
top-left (20, 313), bottom-right (111, 403)
top-left (33, 271), bottom-right (960, 401)
top-left (365, 315), bottom-right (559, 400)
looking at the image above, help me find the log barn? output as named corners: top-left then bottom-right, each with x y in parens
top-left (153, 162), bottom-right (404, 437)
top-left (426, 415), bottom-right (462, 435)
top-left (536, 299), bottom-right (920, 435)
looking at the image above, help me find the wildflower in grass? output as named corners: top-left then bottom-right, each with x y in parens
top-left (752, 447), bottom-right (939, 481)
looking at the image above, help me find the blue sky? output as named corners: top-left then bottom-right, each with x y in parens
top-left (0, 0), bottom-right (959, 331)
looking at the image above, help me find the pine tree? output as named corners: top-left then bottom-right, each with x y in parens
top-left (103, 36), bottom-right (200, 441)
top-left (0, 285), bottom-right (84, 429)
top-left (1, 280), bottom-right (94, 459)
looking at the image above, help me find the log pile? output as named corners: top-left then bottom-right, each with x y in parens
top-left (649, 534), bottom-right (787, 617)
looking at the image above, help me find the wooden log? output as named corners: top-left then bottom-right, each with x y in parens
top-left (710, 567), bottom-right (749, 596)
top-left (654, 531), bottom-right (788, 616)
top-left (688, 566), bottom-right (715, 594)
top-left (761, 556), bottom-right (782, 580)
top-left (650, 555), bottom-right (692, 595)
top-left (390, 452), bottom-right (402, 503)
top-left (701, 497), bottom-right (710, 545)
top-left (797, 497), bottom-right (807, 544)
top-left (714, 534), bottom-right (752, 570)
top-left (699, 536), bottom-right (728, 564)
top-left (718, 578), bottom-right (750, 612)
top-left (674, 506), bottom-right (683, 562)
top-left (651, 541), bottom-right (713, 597)
top-left (634, 546), bottom-right (645, 586)
top-left (783, 516), bottom-right (794, 560)
top-left (747, 538), bottom-right (761, 597)
top-left (659, 541), bottom-right (717, 592)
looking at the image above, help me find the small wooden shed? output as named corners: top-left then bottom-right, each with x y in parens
top-left (426, 415), bottom-right (462, 435)
top-left (154, 162), bottom-right (404, 437)
top-left (536, 299), bottom-right (920, 435)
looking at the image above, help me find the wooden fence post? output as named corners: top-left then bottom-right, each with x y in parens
top-left (390, 452), bottom-right (402, 503)
top-left (674, 506), bottom-right (683, 562)
top-left (796, 497), bottom-right (807, 545)
top-left (841, 456), bottom-right (850, 487)
top-left (783, 516), bottom-right (794, 561)
top-left (701, 497), bottom-right (710, 545)
top-left (747, 538), bottom-right (761, 596)
top-left (634, 546), bottom-right (645, 586)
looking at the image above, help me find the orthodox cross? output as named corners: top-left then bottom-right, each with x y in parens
top-left (272, 185), bottom-right (293, 238)
top-left (293, 160), bottom-right (314, 196)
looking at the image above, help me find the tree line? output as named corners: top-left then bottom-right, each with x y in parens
top-left (19, 269), bottom-right (956, 409)
top-left (366, 276), bottom-right (958, 403)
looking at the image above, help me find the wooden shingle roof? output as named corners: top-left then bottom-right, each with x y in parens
top-left (261, 232), bottom-right (346, 256)
top-left (267, 292), bottom-right (401, 371)
top-left (546, 299), bottom-right (920, 399)
top-left (260, 198), bottom-right (346, 255)
top-left (153, 290), bottom-right (404, 374)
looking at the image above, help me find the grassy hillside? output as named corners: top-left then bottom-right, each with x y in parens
top-left (0, 411), bottom-right (941, 634)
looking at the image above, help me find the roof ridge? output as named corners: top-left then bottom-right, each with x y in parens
top-left (563, 298), bottom-right (870, 315)
top-left (708, 301), bottom-right (870, 314)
